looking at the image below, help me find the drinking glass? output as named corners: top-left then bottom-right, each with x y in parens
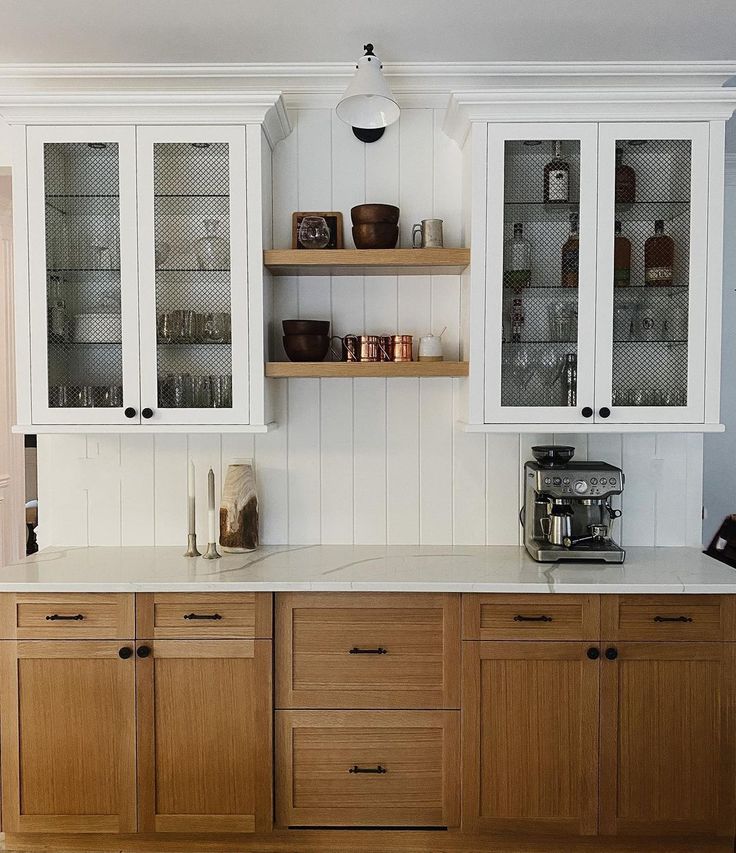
top-left (77, 386), bottom-right (95, 408)
top-left (192, 376), bottom-right (212, 408)
top-left (211, 374), bottom-right (232, 408)
top-left (297, 216), bottom-right (330, 249)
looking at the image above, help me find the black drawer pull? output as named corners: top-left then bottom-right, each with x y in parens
top-left (653, 615), bottom-right (693, 623)
top-left (349, 765), bottom-right (387, 774)
top-left (513, 614), bottom-right (553, 623)
top-left (183, 613), bottom-right (222, 620)
top-left (45, 613), bottom-right (84, 621)
top-left (349, 647), bottom-right (388, 655)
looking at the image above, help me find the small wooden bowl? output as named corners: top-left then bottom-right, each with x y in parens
top-left (282, 319), bottom-right (330, 336)
top-left (351, 204), bottom-right (400, 225)
top-left (282, 334), bottom-right (330, 362)
top-left (352, 223), bottom-right (399, 250)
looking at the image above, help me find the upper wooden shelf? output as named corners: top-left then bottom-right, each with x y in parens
top-left (263, 248), bottom-right (470, 276)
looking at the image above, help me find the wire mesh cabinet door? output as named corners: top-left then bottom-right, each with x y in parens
top-left (483, 123), bottom-right (599, 425)
top-left (594, 122), bottom-right (710, 425)
top-left (136, 126), bottom-right (249, 425)
top-left (26, 126), bottom-right (141, 425)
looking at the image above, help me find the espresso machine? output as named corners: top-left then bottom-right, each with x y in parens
top-left (523, 445), bottom-right (625, 563)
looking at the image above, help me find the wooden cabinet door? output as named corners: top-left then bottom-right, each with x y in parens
top-left (462, 641), bottom-right (599, 836)
top-left (0, 639), bottom-right (137, 833)
top-left (600, 642), bottom-right (735, 837)
top-left (136, 639), bottom-right (271, 833)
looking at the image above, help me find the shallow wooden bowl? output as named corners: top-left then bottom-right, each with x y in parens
top-left (351, 204), bottom-right (400, 225)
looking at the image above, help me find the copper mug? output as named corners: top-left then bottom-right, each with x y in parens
top-left (392, 334), bottom-right (413, 362)
top-left (331, 334), bottom-right (391, 362)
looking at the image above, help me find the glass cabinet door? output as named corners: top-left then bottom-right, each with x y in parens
top-left (484, 124), bottom-right (599, 423)
top-left (595, 123), bottom-right (710, 424)
top-left (26, 127), bottom-right (140, 424)
top-left (136, 127), bottom-right (249, 425)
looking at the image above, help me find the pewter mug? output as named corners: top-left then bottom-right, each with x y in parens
top-left (412, 218), bottom-right (444, 249)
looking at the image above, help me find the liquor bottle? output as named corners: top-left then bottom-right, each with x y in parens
top-left (561, 353), bottom-right (578, 407)
top-left (503, 223), bottom-right (531, 289)
top-left (510, 297), bottom-right (525, 343)
top-left (613, 220), bottom-right (631, 287)
top-left (615, 146), bottom-right (636, 204)
top-left (544, 141), bottom-right (569, 204)
top-left (644, 219), bottom-right (674, 286)
top-left (47, 275), bottom-right (68, 342)
top-left (561, 212), bottom-right (579, 288)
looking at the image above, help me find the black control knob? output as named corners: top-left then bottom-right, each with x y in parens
top-left (137, 645), bottom-right (151, 658)
top-left (599, 407), bottom-right (611, 419)
top-left (605, 647), bottom-right (618, 661)
top-left (141, 408), bottom-right (154, 419)
top-left (586, 647), bottom-right (600, 660)
top-left (581, 406), bottom-right (593, 418)
top-left (124, 407), bottom-right (136, 419)
top-left (118, 647), bottom-right (133, 659)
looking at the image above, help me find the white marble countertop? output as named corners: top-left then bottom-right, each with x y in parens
top-left (0, 544), bottom-right (734, 593)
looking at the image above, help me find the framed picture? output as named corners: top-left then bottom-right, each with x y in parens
top-left (292, 211), bottom-right (344, 249)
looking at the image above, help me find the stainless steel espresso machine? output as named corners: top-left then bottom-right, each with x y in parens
top-left (523, 445), bottom-right (625, 563)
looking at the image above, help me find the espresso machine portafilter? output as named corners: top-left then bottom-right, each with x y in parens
top-left (522, 445), bottom-right (625, 563)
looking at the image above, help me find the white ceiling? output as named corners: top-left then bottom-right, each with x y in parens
top-left (1, 0), bottom-right (735, 64)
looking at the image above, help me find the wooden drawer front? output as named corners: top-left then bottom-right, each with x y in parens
top-left (275, 593), bottom-right (460, 709)
top-left (0, 594), bottom-right (134, 639)
top-left (136, 593), bottom-right (272, 639)
top-left (275, 710), bottom-right (460, 828)
top-left (602, 595), bottom-right (735, 641)
top-left (463, 594), bottom-right (599, 641)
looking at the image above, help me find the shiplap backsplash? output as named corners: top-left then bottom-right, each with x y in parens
top-left (36, 108), bottom-right (705, 549)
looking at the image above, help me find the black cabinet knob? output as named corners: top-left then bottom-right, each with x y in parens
top-left (599, 407), bottom-right (611, 419)
top-left (137, 645), bottom-right (151, 658)
top-left (581, 406), bottom-right (593, 418)
top-left (124, 407), bottom-right (136, 419)
top-left (586, 647), bottom-right (600, 660)
top-left (605, 647), bottom-right (618, 660)
top-left (118, 647), bottom-right (133, 659)
top-left (141, 408), bottom-right (154, 419)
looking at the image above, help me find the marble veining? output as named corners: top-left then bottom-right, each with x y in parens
top-left (1, 545), bottom-right (735, 593)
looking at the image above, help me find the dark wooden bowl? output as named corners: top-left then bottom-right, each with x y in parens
top-left (351, 204), bottom-right (400, 225)
top-left (282, 319), bottom-right (330, 336)
top-left (352, 223), bottom-right (399, 250)
top-left (282, 334), bottom-right (330, 362)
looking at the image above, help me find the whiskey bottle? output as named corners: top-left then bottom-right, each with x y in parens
top-left (503, 223), bottom-right (531, 289)
top-left (510, 297), bottom-right (525, 343)
top-left (561, 212), bottom-right (579, 288)
top-left (644, 219), bottom-right (674, 286)
top-left (615, 146), bottom-right (636, 204)
top-left (613, 220), bottom-right (631, 287)
top-left (544, 141), bottom-right (569, 204)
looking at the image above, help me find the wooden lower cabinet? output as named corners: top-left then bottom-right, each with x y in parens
top-left (136, 638), bottom-right (272, 833)
top-left (0, 639), bottom-right (137, 833)
top-left (276, 710), bottom-right (460, 828)
top-left (599, 641), bottom-right (736, 837)
top-left (462, 640), bottom-right (599, 836)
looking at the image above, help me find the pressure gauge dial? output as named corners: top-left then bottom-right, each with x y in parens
top-left (573, 480), bottom-right (589, 495)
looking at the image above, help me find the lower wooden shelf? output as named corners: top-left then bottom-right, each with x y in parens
top-left (265, 361), bottom-right (469, 378)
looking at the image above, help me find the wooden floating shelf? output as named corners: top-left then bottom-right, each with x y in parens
top-left (263, 248), bottom-right (470, 276)
top-left (265, 361), bottom-right (469, 378)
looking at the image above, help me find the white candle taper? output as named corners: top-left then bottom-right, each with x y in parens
top-left (187, 461), bottom-right (196, 535)
top-left (207, 468), bottom-right (216, 543)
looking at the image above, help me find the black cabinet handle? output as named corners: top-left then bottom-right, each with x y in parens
top-left (137, 645), bottom-right (151, 658)
top-left (349, 647), bottom-right (388, 654)
top-left (653, 615), bottom-right (693, 623)
top-left (141, 407), bottom-right (154, 419)
top-left (45, 613), bottom-right (84, 621)
top-left (513, 614), bottom-right (553, 623)
top-left (348, 765), bottom-right (387, 774)
top-left (599, 407), bottom-right (611, 419)
top-left (118, 647), bottom-right (133, 659)
top-left (183, 613), bottom-right (222, 621)
top-left (605, 647), bottom-right (618, 660)
top-left (124, 407), bottom-right (136, 419)
top-left (581, 406), bottom-right (593, 418)
top-left (587, 647), bottom-right (600, 660)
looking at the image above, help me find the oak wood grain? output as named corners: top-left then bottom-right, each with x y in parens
top-left (462, 594), bottom-right (600, 641)
top-left (265, 361), bottom-right (469, 378)
top-left (600, 594), bottom-right (736, 641)
top-left (0, 593), bottom-right (134, 640)
top-left (135, 593), bottom-right (272, 639)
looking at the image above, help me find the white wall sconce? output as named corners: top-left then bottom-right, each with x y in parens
top-left (336, 44), bottom-right (400, 143)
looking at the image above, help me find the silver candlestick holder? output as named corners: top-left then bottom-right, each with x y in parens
top-left (202, 541), bottom-right (221, 560)
top-left (184, 533), bottom-right (201, 558)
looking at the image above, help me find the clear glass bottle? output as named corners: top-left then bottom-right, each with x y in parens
top-left (561, 212), bottom-right (579, 288)
top-left (195, 218), bottom-right (230, 270)
top-left (503, 223), bottom-right (531, 290)
top-left (47, 275), bottom-right (68, 342)
top-left (615, 146), bottom-right (636, 204)
top-left (613, 220), bottom-right (631, 287)
top-left (510, 296), bottom-right (525, 343)
top-left (644, 219), bottom-right (674, 286)
top-left (544, 141), bottom-right (569, 204)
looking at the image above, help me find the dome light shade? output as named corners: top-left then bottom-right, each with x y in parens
top-left (336, 44), bottom-right (400, 142)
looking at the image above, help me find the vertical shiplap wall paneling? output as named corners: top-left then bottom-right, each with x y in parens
top-left (35, 107), bottom-right (705, 550)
